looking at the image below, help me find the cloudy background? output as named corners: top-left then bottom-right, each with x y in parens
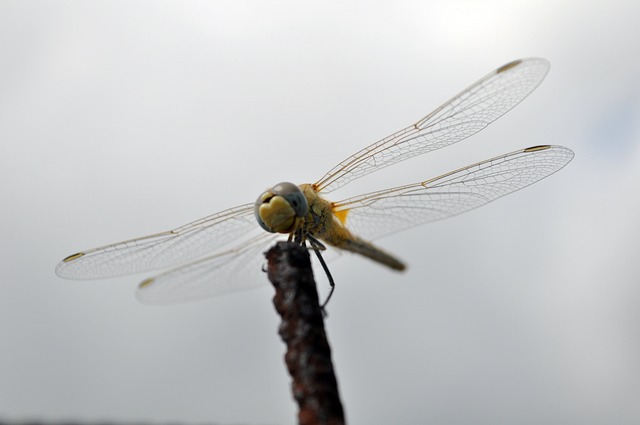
top-left (1, 1), bottom-right (639, 424)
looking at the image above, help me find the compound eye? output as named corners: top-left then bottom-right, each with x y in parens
top-left (272, 182), bottom-right (308, 218)
top-left (254, 191), bottom-right (274, 232)
top-left (254, 182), bottom-right (308, 234)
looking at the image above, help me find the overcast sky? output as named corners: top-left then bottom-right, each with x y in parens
top-left (1, 1), bottom-right (639, 424)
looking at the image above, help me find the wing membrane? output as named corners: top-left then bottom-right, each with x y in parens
top-left (314, 58), bottom-right (550, 193)
top-left (55, 203), bottom-right (256, 279)
top-left (136, 232), bottom-right (278, 305)
top-left (333, 145), bottom-right (574, 241)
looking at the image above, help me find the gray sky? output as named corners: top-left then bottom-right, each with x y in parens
top-left (1, 1), bottom-right (639, 424)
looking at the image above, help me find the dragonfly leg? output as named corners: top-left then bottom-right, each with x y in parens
top-left (288, 217), bottom-right (307, 245)
top-left (307, 234), bottom-right (335, 313)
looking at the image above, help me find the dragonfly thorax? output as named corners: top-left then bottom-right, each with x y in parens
top-left (298, 184), bottom-right (334, 236)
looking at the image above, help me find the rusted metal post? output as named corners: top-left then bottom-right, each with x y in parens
top-left (266, 242), bottom-right (346, 425)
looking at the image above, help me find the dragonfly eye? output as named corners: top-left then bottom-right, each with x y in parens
top-left (254, 182), bottom-right (308, 233)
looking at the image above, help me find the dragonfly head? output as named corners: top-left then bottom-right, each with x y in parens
top-left (255, 182), bottom-right (309, 234)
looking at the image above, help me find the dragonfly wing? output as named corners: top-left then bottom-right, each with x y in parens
top-left (56, 203), bottom-right (257, 280)
top-left (314, 58), bottom-right (550, 193)
top-left (136, 232), bottom-right (279, 305)
top-left (332, 145), bottom-right (574, 241)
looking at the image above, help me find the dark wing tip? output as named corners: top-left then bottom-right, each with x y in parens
top-left (524, 145), bottom-right (552, 152)
top-left (62, 252), bottom-right (85, 263)
top-left (496, 59), bottom-right (524, 74)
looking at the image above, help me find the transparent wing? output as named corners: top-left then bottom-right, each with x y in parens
top-left (332, 145), bottom-right (574, 241)
top-left (136, 232), bottom-right (279, 305)
top-left (55, 203), bottom-right (256, 279)
top-left (314, 58), bottom-right (550, 193)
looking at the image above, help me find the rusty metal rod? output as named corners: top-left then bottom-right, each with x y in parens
top-left (266, 242), bottom-right (346, 425)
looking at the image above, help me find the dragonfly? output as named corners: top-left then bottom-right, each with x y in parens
top-left (56, 58), bottom-right (574, 305)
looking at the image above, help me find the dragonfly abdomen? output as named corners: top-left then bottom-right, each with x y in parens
top-left (338, 237), bottom-right (406, 271)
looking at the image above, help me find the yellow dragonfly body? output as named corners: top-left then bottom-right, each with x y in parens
top-left (256, 181), bottom-right (406, 271)
top-left (56, 58), bottom-right (574, 304)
